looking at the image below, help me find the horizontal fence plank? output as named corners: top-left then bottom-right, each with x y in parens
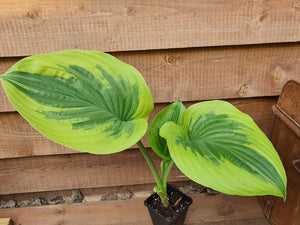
top-left (0, 0), bottom-right (299, 57)
top-left (0, 98), bottom-right (276, 159)
top-left (0, 149), bottom-right (187, 195)
top-left (0, 194), bottom-right (267, 225)
top-left (1, 43), bottom-right (300, 112)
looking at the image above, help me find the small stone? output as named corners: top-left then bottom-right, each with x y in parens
top-left (83, 195), bottom-right (101, 202)
top-left (30, 197), bottom-right (42, 206)
top-left (206, 188), bottom-right (219, 195)
top-left (133, 191), bottom-right (152, 199)
top-left (71, 189), bottom-right (84, 203)
top-left (64, 197), bottom-right (73, 204)
top-left (101, 194), bottom-right (118, 201)
top-left (180, 184), bottom-right (205, 194)
top-left (7, 200), bottom-right (16, 208)
top-left (0, 200), bottom-right (6, 209)
top-left (118, 191), bottom-right (133, 200)
top-left (17, 200), bottom-right (31, 208)
top-left (49, 196), bottom-right (65, 205)
top-left (0, 200), bottom-right (16, 208)
top-left (40, 198), bottom-right (49, 205)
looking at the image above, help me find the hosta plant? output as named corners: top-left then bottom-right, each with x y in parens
top-left (0, 50), bottom-right (286, 210)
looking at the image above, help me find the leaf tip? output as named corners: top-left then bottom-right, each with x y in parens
top-left (282, 187), bottom-right (287, 201)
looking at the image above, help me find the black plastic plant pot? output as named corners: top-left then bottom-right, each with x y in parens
top-left (144, 184), bottom-right (193, 225)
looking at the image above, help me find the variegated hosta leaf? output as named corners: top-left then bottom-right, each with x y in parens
top-left (0, 50), bottom-right (154, 154)
top-left (148, 100), bottom-right (186, 159)
top-left (160, 100), bottom-right (287, 199)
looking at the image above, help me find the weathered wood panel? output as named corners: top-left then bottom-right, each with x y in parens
top-left (0, 194), bottom-right (269, 225)
top-left (0, 98), bottom-right (276, 159)
top-left (0, 149), bottom-right (187, 195)
top-left (0, 0), bottom-right (299, 57)
top-left (261, 81), bottom-right (300, 225)
top-left (0, 0), bottom-right (297, 223)
top-left (1, 43), bottom-right (300, 112)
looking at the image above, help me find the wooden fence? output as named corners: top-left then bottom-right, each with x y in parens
top-left (0, 0), bottom-right (299, 224)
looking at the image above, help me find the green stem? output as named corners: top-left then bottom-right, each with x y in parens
top-left (136, 141), bottom-right (162, 189)
top-left (158, 159), bottom-right (174, 207)
top-left (161, 159), bottom-right (175, 192)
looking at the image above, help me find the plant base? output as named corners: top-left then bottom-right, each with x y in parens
top-left (144, 184), bottom-right (193, 225)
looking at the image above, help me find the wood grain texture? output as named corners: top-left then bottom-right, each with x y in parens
top-left (1, 43), bottom-right (300, 112)
top-left (0, 149), bottom-right (187, 195)
top-left (0, 0), bottom-right (299, 57)
top-left (0, 194), bottom-right (269, 225)
top-left (277, 80), bottom-right (300, 123)
top-left (0, 98), bottom-right (276, 159)
top-left (262, 107), bottom-right (300, 225)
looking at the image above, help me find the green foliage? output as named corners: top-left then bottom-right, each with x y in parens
top-left (160, 100), bottom-right (286, 199)
top-left (0, 50), bottom-right (287, 204)
top-left (0, 50), bottom-right (153, 154)
top-left (148, 100), bottom-right (186, 159)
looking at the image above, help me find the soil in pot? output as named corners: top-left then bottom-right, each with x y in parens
top-left (144, 184), bottom-right (193, 225)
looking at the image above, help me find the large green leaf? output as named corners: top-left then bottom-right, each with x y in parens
top-left (160, 100), bottom-right (287, 199)
top-left (148, 100), bottom-right (186, 159)
top-left (0, 50), bottom-right (154, 154)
